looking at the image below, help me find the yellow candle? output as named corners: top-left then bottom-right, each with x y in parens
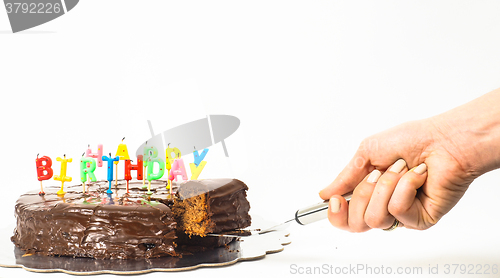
top-left (114, 138), bottom-right (130, 186)
top-left (189, 161), bottom-right (207, 180)
top-left (115, 138), bottom-right (131, 161)
top-left (165, 145), bottom-right (180, 171)
top-left (54, 155), bottom-right (72, 195)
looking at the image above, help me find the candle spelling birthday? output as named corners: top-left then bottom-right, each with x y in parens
top-left (190, 146), bottom-right (209, 180)
top-left (102, 153), bottom-right (119, 194)
top-left (54, 154), bottom-right (72, 195)
top-left (165, 143), bottom-right (180, 193)
top-left (144, 144), bottom-right (165, 195)
top-left (80, 153), bottom-right (97, 193)
top-left (124, 155), bottom-right (143, 193)
top-left (36, 154), bottom-right (53, 196)
top-left (169, 152), bottom-right (188, 182)
top-left (33, 141), bottom-right (209, 196)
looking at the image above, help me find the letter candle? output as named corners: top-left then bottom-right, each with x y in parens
top-left (86, 144), bottom-right (103, 167)
top-left (54, 154), bottom-right (72, 195)
top-left (124, 155), bottom-right (143, 193)
top-left (143, 142), bottom-right (158, 189)
top-left (190, 147), bottom-right (209, 180)
top-left (36, 154), bottom-right (53, 196)
top-left (114, 137), bottom-right (130, 186)
top-left (102, 153), bottom-right (119, 194)
top-left (165, 143), bottom-right (181, 194)
top-left (80, 152), bottom-right (97, 194)
top-left (146, 157), bottom-right (165, 195)
top-left (169, 152), bottom-right (188, 181)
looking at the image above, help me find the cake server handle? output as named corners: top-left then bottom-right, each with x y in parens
top-left (294, 192), bottom-right (352, 225)
top-left (258, 192), bottom-right (352, 234)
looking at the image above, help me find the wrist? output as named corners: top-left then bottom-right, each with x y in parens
top-left (430, 89), bottom-right (500, 177)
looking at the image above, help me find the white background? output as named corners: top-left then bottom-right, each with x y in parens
top-left (1, 1), bottom-right (500, 277)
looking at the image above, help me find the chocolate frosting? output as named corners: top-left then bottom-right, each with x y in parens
top-left (11, 178), bottom-right (251, 259)
top-left (176, 179), bottom-right (251, 234)
top-left (11, 180), bottom-right (177, 259)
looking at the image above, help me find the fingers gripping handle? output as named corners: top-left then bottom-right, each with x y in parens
top-left (295, 193), bottom-right (352, 225)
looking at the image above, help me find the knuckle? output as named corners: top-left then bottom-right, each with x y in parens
top-left (402, 175), bottom-right (418, 185)
top-left (348, 218), bottom-right (370, 233)
top-left (376, 176), bottom-right (396, 190)
top-left (388, 200), bottom-right (406, 216)
top-left (364, 213), bottom-right (387, 229)
top-left (353, 184), bottom-right (374, 199)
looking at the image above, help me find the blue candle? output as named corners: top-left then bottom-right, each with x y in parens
top-left (193, 148), bottom-right (209, 166)
top-left (102, 153), bottom-right (120, 194)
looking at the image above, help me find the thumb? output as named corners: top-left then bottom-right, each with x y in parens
top-left (319, 154), bottom-right (371, 200)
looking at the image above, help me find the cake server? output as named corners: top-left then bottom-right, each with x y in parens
top-left (208, 192), bottom-right (352, 237)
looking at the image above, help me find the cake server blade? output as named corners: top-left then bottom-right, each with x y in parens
top-left (208, 192), bottom-right (352, 238)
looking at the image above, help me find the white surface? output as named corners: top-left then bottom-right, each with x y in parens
top-left (1, 1), bottom-right (500, 277)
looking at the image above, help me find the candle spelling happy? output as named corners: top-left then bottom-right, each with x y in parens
top-left (114, 137), bottom-right (130, 186)
top-left (86, 144), bottom-right (103, 167)
top-left (190, 147), bottom-right (209, 180)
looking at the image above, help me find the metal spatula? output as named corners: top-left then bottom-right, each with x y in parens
top-left (208, 192), bottom-right (352, 237)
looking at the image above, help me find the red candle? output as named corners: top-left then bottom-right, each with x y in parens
top-left (36, 154), bottom-right (53, 195)
top-left (124, 155), bottom-right (143, 193)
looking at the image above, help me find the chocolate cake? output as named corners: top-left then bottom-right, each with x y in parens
top-left (11, 179), bottom-right (251, 259)
top-left (173, 179), bottom-right (251, 236)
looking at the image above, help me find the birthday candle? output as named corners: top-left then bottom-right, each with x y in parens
top-left (54, 155), bottom-right (72, 195)
top-left (168, 154), bottom-right (188, 182)
top-left (165, 144), bottom-right (181, 170)
top-left (146, 157), bottom-right (165, 194)
top-left (165, 145), bottom-right (180, 192)
top-left (124, 155), bottom-right (143, 193)
top-left (190, 147), bottom-right (209, 180)
top-left (102, 153), bottom-right (119, 194)
top-left (193, 148), bottom-right (209, 166)
top-left (114, 138), bottom-right (130, 186)
top-left (115, 138), bottom-right (130, 161)
top-left (86, 144), bottom-right (103, 167)
top-left (80, 157), bottom-right (97, 182)
top-left (143, 143), bottom-right (158, 189)
top-left (36, 154), bottom-right (53, 195)
top-left (189, 161), bottom-right (207, 180)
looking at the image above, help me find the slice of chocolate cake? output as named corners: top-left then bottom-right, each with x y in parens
top-left (173, 179), bottom-right (251, 236)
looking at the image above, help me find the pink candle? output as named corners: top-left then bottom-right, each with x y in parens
top-left (168, 157), bottom-right (188, 182)
top-left (86, 144), bottom-right (103, 167)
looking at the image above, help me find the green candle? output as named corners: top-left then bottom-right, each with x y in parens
top-left (80, 157), bottom-right (97, 183)
top-left (146, 157), bottom-right (165, 195)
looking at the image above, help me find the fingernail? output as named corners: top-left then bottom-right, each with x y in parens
top-left (330, 197), bottom-right (340, 213)
top-left (389, 159), bottom-right (406, 173)
top-left (367, 170), bottom-right (382, 183)
top-left (413, 163), bottom-right (427, 175)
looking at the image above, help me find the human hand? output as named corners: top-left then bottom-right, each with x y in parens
top-left (319, 119), bottom-right (477, 231)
